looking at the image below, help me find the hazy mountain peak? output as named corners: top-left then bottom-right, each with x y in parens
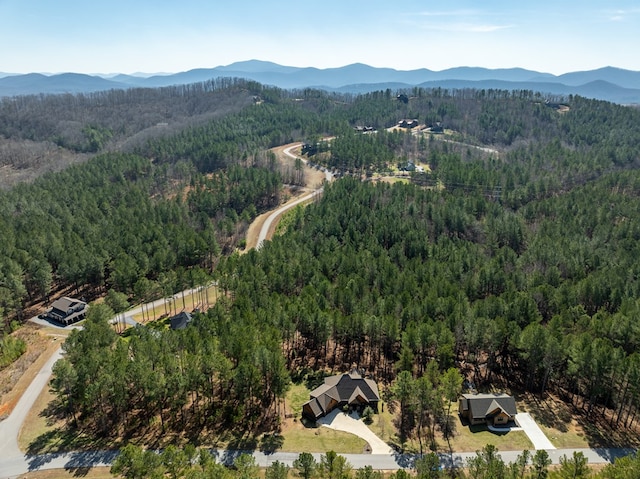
top-left (216, 59), bottom-right (299, 74)
top-left (0, 61), bottom-right (639, 104)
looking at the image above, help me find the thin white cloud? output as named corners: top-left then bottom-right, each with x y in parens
top-left (412, 21), bottom-right (512, 33)
top-left (452, 23), bottom-right (512, 33)
top-left (417, 9), bottom-right (480, 17)
top-left (606, 7), bottom-right (640, 21)
top-left (408, 8), bottom-right (512, 33)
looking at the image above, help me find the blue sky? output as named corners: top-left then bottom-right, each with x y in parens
top-left (1, 0), bottom-right (639, 75)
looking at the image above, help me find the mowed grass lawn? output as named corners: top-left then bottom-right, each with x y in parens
top-left (18, 468), bottom-right (115, 479)
top-left (447, 421), bottom-right (533, 453)
top-left (370, 400), bottom-right (534, 454)
top-left (132, 284), bottom-right (220, 324)
top-left (280, 383), bottom-right (368, 454)
top-left (284, 386), bottom-right (537, 454)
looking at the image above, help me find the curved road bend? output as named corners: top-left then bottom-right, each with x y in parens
top-left (256, 190), bottom-right (321, 249)
top-left (257, 144), bottom-right (332, 248)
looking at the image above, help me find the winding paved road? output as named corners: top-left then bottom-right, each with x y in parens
top-left (257, 144), bottom-right (332, 248)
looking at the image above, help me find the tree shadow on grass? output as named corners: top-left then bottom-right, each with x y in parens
top-left (575, 414), bottom-right (640, 449)
top-left (27, 424), bottom-right (115, 459)
top-left (259, 433), bottom-right (284, 454)
top-left (513, 391), bottom-right (569, 432)
top-left (66, 466), bottom-right (91, 477)
top-left (227, 434), bottom-right (258, 451)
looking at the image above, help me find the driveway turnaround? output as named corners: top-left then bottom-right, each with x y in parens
top-left (515, 413), bottom-right (556, 450)
top-left (318, 410), bottom-right (393, 454)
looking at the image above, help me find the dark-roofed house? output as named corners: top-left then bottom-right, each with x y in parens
top-left (170, 311), bottom-right (192, 330)
top-left (458, 393), bottom-right (517, 426)
top-left (302, 370), bottom-right (380, 421)
top-left (47, 297), bottom-right (87, 325)
top-left (398, 119), bottom-right (419, 129)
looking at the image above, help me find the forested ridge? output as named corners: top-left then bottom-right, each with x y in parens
top-left (2, 81), bottom-right (640, 468)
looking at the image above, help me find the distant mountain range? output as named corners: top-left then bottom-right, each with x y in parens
top-left (1, 60), bottom-right (639, 104)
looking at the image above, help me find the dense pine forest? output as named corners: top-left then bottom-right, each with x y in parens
top-left (2, 80), bottom-right (640, 476)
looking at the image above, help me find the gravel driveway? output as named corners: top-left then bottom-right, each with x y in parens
top-left (318, 409), bottom-right (393, 454)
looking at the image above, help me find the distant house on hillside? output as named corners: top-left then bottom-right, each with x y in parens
top-left (458, 393), bottom-right (517, 426)
top-left (426, 122), bottom-right (444, 133)
top-left (170, 311), bottom-right (193, 330)
top-left (47, 297), bottom-right (87, 325)
top-left (398, 119), bottom-right (419, 129)
top-left (302, 369), bottom-right (380, 421)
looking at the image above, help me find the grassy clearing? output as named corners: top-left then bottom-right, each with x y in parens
top-left (18, 383), bottom-right (57, 451)
top-left (446, 421), bottom-right (533, 453)
top-left (18, 468), bottom-right (115, 479)
top-left (19, 385), bottom-right (106, 454)
top-left (367, 401), bottom-right (396, 445)
top-left (278, 382), bottom-right (368, 453)
top-left (374, 177), bottom-right (410, 185)
top-left (537, 422), bottom-right (587, 449)
top-left (132, 285), bottom-right (220, 323)
top-left (280, 422), bottom-right (368, 453)
top-left (286, 383), bottom-right (311, 417)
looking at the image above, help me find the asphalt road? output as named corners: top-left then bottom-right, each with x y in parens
top-left (1, 446), bottom-right (636, 478)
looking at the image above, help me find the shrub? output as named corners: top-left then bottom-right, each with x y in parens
top-left (0, 336), bottom-right (27, 369)
top-left (362, 406), bottom-right (374, 424)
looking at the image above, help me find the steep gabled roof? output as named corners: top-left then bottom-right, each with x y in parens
top-left (318, 371), bottom-right (380, 402)
top-left (485, 399), bottom-right (511, 417)
top-left (462, 393), bottom-right (517, 420)
top-left (304, 398), bottom-right (324, 418)
top-left (348, 386), bottom-right (368, 404)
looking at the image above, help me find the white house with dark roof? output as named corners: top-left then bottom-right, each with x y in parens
top-left (458, 393), bottom-right (517, 426)
top-left (302, 370), bottom-right (380, 420)
top-left (47, 297), bottom-right (87, 325)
